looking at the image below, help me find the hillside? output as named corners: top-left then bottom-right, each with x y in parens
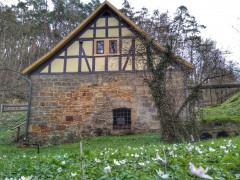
top-left (199, 91), bottom-right (240, 121)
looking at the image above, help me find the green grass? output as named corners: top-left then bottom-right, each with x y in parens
top-left (0, 111), bottom-right (26, 145)
top-left (0, 111), bottom-right (26, 132)
top-left (198, 91), bottom-right (240, 121)
top-left (0, 134), bottom-right (239, 179)
top-left (0, 134), bottom-right (161, 156)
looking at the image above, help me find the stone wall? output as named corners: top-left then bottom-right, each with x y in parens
top-left (28, 71), bottom-right (186, 145)
top-left (196, 88), bottom-right (240, 108)
top-left (198, 120), bottom-right (240, 140)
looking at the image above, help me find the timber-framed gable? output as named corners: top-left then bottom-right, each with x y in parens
top-left (31, 7), bottom-right (147, 75)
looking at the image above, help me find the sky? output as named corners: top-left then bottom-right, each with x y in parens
top-left (98, 0), bottom-right (240, 64)
top-left (1, 0), bottom-right (240, 64)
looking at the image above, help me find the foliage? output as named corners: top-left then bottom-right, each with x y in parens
top-left (121, 1), bottom-right (236, 143)
top-left (0, 0), bottom-right (101, 101)
top-left (198, 91), bottom-right (240, 121)
top-left (0, 134), bottom-right (239, 179)
top-left (143, 43), bottom-right (191, 142)
top-left (120, 0), bottom-right (237, 84)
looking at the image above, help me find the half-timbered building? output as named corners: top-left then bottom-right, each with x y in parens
top-left (23, 1), bottom-right (193, 145)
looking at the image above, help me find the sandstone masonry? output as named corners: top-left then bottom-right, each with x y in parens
top-left (28, 71), bottom-right (185, 145)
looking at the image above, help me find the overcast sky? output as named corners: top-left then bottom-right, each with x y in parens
top-left (98, 0), bottom-right (240, 64)
top-left (1, 0), bottom-right (240, 64)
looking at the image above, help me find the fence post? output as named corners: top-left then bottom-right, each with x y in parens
top-left (0, 104), bottom-right (3, 113)
top-left (16, 126), bottom-right (20, 142)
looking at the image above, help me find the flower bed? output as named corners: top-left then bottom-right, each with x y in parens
top-left (0, 135), bottom-right (239, 179)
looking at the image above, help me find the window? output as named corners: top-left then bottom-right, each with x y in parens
top-left (94, 39), bottom-right (119, 56)
top-left (109, 40), bottom-right (117, 53)
top-left (113, 108), bottom-right (131, 129)
top-left (97, 41), bottom-right (104, 54)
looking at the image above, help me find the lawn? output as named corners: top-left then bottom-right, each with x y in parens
top-left (198, 91), bottom-right (240, 121)
top-left (0, 134), bottom-right (239, 179)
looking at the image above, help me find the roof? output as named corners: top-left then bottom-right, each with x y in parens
top-left (22, 1), bottom-right (194, 75)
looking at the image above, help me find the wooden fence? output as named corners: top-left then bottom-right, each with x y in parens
top-left (0, 104), bottom-right (28, 113)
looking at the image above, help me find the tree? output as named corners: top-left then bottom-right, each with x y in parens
top-left (123, 4), bottom-right (237, 142)
top-left (120, 0), bottom-right (136, 21)
top-left (0, 0), bottom-right (101, 103)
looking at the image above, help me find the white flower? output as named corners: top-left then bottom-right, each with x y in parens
top-left (224, 150), bottom-right (229, 154)
top-left (209, 147), bottom-right (215, 152)
top-left (100, 152), bottom-right (103, 155)
top-left (211, 141), bottom-right (214, 144)
top-left (169, 151), bottom-right (174, 156)
top-left (23, 154), bottom-right (26, 158)
top-left (114, 159), bottom-right (120, 165)
top-left (153, 153), bottom-right (166, 163)
top-left (104, 165), bottom-right (111, 172)
top-left (95, 158), bottom-right (101, 163)
top-left (126, 153), bottom-right (129, 156)
top-left (20, 176), bottom-right (32, 180)
top-left (3, 155), bottom-right (6, 158)
top-left (220, 146), bottom-right (226, 149)
top-left (135, 154), bottom-right (139, 158)
top-left (71, 172), bottom-right (77, 177)
top-left (189, 163), bottom-right (213, 179)
top-left (155, 149), bottom-right (159, 151)
top-left (156, 169), bottom-right (169, 179)
top-left (195, 146), bottom-right (201, 151)
top-left (198, 150), bottom-right (203, 154)
top-left (61, 161), bottom-right (66, 165)
top-left (139, 162), bottom-right (145, 166)
top-left (64, 154), bottom-right (67, 158)
top-left (119, 159), bottom-right (126, 164)
top-left (232, 145), bottom-right (236, 148)
top-left (146, 161), bottom-right (150, 164)
top-left (57, 167), bottom-right (62, 173)
top-left (187, 145), bottom-right (194, 151)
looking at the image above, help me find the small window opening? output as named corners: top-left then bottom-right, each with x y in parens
top-left (217, 131), bottom-right (228, 138)
top-left (97, 41), bottom-right (104, 54)
top-left (200, 132), bottom-right (213, 141)
top-left (103, 11), bottom-right (111, 16)
top-left (109, 40), bottom-right (117, 53)
top-left (113, 108), bottom-right (131, 129)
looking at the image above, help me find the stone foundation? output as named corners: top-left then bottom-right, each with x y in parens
top-left (198, 120), bottom-right (240, 140)
top-left (28, 71), bottom-right (185, 145)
